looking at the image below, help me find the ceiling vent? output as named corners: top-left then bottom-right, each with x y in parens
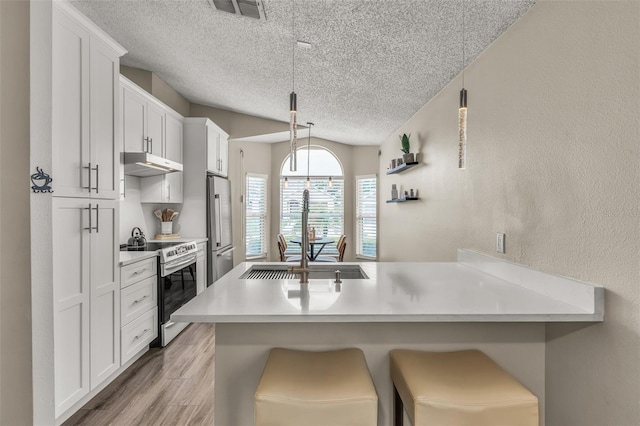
top-left (207, 0), bottom-right (266, 20)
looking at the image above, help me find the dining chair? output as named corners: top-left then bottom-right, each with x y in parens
top-left (277, 234), bottom-right (301, 262)
top-left (337, 237), bottom-right (346, 262)
top-left (315, 234), bottom-right (346, 263)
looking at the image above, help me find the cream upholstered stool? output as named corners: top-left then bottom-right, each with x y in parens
top-left (255, 348), bottom-right (378, 426)
top-left (390, 349), bottom-right (539, 426)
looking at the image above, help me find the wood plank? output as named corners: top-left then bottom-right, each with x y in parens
top-left (63, 323), bottom-right (215, 426)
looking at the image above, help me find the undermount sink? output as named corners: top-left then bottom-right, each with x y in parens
top-left (240, 264), bottom-right (368, 280)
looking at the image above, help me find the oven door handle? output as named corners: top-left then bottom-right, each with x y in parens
top-left (163, 253), bottom-right (197, 274)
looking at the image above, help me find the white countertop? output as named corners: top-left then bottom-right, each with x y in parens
top-left (119, 250), bottom-right (158, 266)
top-left (171, 250), bottom-right (604, 323)
top-left (119, 237), bottom-right (207, 266)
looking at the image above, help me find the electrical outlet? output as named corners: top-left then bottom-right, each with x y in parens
top-left (496, 233), bottom-right (505, 253)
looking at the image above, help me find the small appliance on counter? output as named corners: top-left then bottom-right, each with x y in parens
top-left (126, 227), bottom-right (147, 251)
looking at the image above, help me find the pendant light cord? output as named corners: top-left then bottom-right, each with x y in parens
top-left (462, 0), bottom-right (465, 87)
top-left (292, 0), bottom-right (295, 92)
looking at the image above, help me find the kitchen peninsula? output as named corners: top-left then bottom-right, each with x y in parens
top-left (172, 250), bottom-right (603, 425)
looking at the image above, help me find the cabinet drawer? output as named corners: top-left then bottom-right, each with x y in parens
top-left (121, 307), bottom-right (157, 364)
top-left (121, 276), bottom-right (157, 326)
top-left (121, 257), bottom-right (157, 288)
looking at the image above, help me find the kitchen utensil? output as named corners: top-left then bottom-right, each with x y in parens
top-left (154, 210), bottom-right (162, 220)
top-left (170, 211), bottom-right (179, 221)
top-left (127, 227), bottom-right (147, 250)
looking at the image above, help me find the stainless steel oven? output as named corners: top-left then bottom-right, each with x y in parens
top-left (156, 241), bottom-right (198, 346)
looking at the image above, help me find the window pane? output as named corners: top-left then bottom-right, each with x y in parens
top-left (356, 176), bottom-right (376, 258)
top-left (246, 174), bottom-right (267, 257)
top-left (280, 177), bottom-right (344, 255)
top-left (282, 147), bottom-right (343, 177)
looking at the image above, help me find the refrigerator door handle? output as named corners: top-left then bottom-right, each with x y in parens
top-left (214, 194), bottom-right (222, 247)
top-left (217, 246), bottom-right (236, 257)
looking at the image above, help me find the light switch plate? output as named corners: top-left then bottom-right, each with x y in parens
top-left (496, 233), bottom-right (505, 253)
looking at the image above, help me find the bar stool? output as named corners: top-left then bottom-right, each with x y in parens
top-left (390, 349), bottom-right (539, 426)
top-left (255, 348), bottom-right (378, 426)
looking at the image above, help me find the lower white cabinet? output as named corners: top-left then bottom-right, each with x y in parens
top-left (196, 242), bottom-right (207, 294)
top-left (53, 198), bottom-right (120, 416)
top-left (121, 307), bottom-right (158, 364)
top-left (120, 256), bottom-right (159, 364)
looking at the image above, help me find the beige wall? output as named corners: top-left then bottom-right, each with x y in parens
top-left (120, 65), bottom-right (190, 116)
top-left (0, 1), bottom-right (33, 424)
top-left (190, 103), bottom-right (289, 139)
top-left (227, 141), bottom-right (272, 264)
top-left (379, 1), bottom-right (639, 424)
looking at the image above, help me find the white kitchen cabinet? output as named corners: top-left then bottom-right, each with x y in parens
top-left (218, 133), bottom-right (229, 177)
top-left (119, 256), bottom-right (158, 364)
top-left (196, 242), bottom-right (207, 294)
top-left (52, 5), bottom-right (123, 200)
top-left (203, 119), bottom-right (229, 177)
top-left (121, 77), bottom-right (164, 155)
top-left (53, 198), bottom-right (120, 416)
top-left (121, 77), bottom-right (184, 203)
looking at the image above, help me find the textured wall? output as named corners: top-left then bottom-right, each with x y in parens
top-left (0, 1), bottom-right (33, 424)
top-left (378, 1), bottom-right (640, 424)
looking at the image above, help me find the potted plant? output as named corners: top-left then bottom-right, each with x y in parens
top-left (400, 133), bottom-right (414, 164)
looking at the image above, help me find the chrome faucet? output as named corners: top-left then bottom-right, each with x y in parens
top-left (288, 189), bottom-right (310, 283)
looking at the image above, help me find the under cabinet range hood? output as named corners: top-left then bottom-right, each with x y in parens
top-left (124, 152), bottom-right (183, 177)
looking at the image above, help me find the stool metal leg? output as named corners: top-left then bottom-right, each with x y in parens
top-left (393, 384), bottom-right (403, 426)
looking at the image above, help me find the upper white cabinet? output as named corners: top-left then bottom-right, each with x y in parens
top-left (121, 78), bottom-right (164, 155)
top-left (186, 118), bottom-right (229, 177)
top-left (52, 5), bottom-right (124, 200)
top-left (121, 76), bottom-right (184, 203)
top-left (202, 119), bottom-right (229, 177)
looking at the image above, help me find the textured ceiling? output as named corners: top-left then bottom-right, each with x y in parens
top-left (70, 0), bottom-right (535, 145)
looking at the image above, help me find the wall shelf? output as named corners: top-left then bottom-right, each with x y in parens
top-left (386, 197), bottom-right (419, 203)
top-left (386, 161), bottom-right (419, 175)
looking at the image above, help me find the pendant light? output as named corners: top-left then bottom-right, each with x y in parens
top-left (289, 0), bottom-right (298, 171)
top-left (305, 122), bottom-right (314, 189)
top-left (458, 0), bottom-right (467, 169)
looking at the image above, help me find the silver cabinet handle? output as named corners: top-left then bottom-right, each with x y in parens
top-left (83, 163), bottom-right (98, 193)
top-left (144, 136), bottom-right (151, 153)
top-left (83, 203), bottom-right (93, 233)
top-left (83, 204), bottom-right (99, 233)
top-left (95, 204), bottom-right (99, 233)
top-left (133, 295), bottom-right (149, 304)
top-left (94, 164), bottom-right (99, 193)
top-left (132, 268), bottom-right (147, 276)
top-left (134, 328), bottom-right (150, 340)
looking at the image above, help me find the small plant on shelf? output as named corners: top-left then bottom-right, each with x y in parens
top-left (399, 133), bottom-right (415, 164)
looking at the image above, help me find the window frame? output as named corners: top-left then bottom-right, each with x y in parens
top-left (245, 172), bottom-right (268, 260)
top-left (280, 147), bottom-right (344, 256)
top-left (355, 174), bottom-right (377, 260)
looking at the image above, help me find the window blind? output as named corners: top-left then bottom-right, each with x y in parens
top-left (280, 177), bottom-right (344, 255)
top-left (356, 175), bottom-right (377, 259)
top-left (246, 174), bottom-right (267, 258)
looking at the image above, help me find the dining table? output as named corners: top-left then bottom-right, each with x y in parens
top-left (289, 237), bottom-right (334, 261)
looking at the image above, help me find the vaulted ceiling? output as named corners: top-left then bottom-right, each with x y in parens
top-left (71, 0), bottom-right (535, 145)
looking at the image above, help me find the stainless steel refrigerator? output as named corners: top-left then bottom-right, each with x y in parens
top-left (207, 174), bottom-right (234, 286)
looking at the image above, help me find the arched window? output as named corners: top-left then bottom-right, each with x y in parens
top-left (280, 147), bottom-right (344, 256)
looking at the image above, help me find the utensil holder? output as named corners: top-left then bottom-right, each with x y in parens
top-left (161, 221), bottom-right (172, 235)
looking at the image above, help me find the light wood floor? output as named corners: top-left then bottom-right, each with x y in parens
top-left (64, 323), bottom-right (216, 426)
